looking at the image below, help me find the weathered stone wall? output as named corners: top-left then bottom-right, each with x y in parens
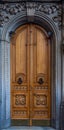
top-left (0, 1), bottom-right (63, 130)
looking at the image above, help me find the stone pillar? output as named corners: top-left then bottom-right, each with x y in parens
top-left (60, 1), bottom-right (64, 130)
top-left (4, 40), bottom-right (10, 128)
top-left (62, 2), bottom-right (64, 43)
top-left (0, 29), bottom-right (2, 129)
top-left (61, 1), bottom-right (64, 102)
top-left (1, 39), bottom-right (10, 128)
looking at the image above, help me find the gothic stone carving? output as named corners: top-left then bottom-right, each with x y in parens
top-left (0, 3), bottom-right (26, 26)
top-left (0, 2), bottom-right (62, 29)
top-left (35, 3), bottom-right (62, 28)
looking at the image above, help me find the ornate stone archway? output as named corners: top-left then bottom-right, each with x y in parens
top-left (0, 2), bottom-right (62, 130)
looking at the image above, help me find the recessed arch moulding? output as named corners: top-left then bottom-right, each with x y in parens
top-left (0, 2), bottom-right (62, 130)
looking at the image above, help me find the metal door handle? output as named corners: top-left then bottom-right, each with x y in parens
top-left (37, 78), bottom-right (44, 85)
top-left (17, 77), bottom-right (23, 84)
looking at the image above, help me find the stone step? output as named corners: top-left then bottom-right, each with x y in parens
top-left (2, 126), bottom-right (55, 130)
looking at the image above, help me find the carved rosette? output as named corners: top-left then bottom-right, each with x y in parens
top-left (0, 2), bottom-right (62, 29)
top-left (34, 94), bottom-right (47, 107)
top-left (15, 94), bottom-right (26, 106)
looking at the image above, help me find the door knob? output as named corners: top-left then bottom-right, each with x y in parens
top-left (37, 78), bottom-right (44, 85)
top-left (17, 77), bottom-right (23, 84)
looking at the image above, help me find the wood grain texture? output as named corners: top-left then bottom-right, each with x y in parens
top-left (10, 24), bottom-right (50, 125)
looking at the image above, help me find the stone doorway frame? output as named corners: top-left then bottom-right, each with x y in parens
top-left (0, 2), bottom-right (62, 130)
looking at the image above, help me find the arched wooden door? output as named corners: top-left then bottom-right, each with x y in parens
top-left (11, 24), bottom-right (50, 126)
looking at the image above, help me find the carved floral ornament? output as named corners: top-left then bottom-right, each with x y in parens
top-left (0, 2), bottom-right (62, 28)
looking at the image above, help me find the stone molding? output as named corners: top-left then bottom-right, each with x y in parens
top-left (0, 0), bottom-right (61, 2)
top-left (62, 2), bottom-right (64, 44)
top-left (0, 2), bottom-right (62, 29)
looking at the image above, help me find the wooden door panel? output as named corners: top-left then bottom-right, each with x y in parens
top-left (11, 92), bottom-right (29, 119)
top-left (11, 24), bottom-right (50, 125)
top-left (11, 27), bottom-right (27, 83)
top-left (32, 25), bottom-right (50, 120)
top-left (11, 25), bottom-right (29, 119)
top-left (32, 92), bottom-right (49, 119)
top-left (11, 42), bottom-right (16, 82)
top-left (16, 29), bottom-right (27, 75)
top-left (37, 29), bottom-right (48, 74)
top-left (12, 93), bottom-right (28, 108)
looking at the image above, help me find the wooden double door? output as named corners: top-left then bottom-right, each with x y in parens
top-left (11, 24), bottom-right (50, 126)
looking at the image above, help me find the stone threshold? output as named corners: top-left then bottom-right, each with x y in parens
top-left (2, 126), bottom-right (56, 130)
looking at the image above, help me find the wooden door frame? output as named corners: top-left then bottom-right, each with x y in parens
top-left (0, 14), bottom-right (61, 130)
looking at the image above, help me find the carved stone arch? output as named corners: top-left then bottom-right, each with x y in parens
top-left (1, 9), bottom-right (61, 130)
top-left (1, 12), bottom-right (58, 42)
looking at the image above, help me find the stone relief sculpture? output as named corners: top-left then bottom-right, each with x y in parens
top-left (0, 2), bottom-right (62, 29)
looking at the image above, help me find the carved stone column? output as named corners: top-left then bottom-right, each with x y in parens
top-left (61, 1), bottom-right (64, 101)
top-left (60, 1), bottom-right (64, 130)
top-left (0, 28), bottom-right (2, 130)
top-left (1, 40), bottom-right (10, 128)
top-left (62, 1), bottom-right (64, 44)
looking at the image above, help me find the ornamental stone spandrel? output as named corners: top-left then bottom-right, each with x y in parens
top-left (0, 2), bottom-right (62, 29)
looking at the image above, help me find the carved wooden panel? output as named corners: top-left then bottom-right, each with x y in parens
top-left (11, 24), bottom-right (50, 125)
top-left (34, 94), bottom-right (47, 107)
